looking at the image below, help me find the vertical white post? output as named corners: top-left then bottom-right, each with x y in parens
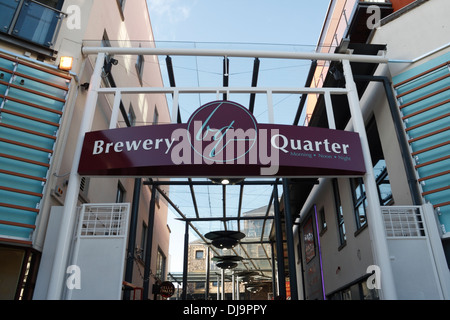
top-left (267, 90), bottom-right (274, 123)
top-left (217, 275), bottom-right (220, 300)
top-left (342, 59), bottom-right (397, 300)
top-left (221, 268), bottom-right (225, 300)
top-left (236, 276), bottom-right (240, 300)
top-left (324, 91), bottom-right (336, 130)
top-left (109, 91), bottom-right (122, 129)
top-left (46, 52), bottom-right (106, 300)
top-left (232, 273), bottom-right (235, 300)
top-left (172, 89), bottom-right (179, 124)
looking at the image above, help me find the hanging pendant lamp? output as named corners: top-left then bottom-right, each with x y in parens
top-left (204, 230), bottom-right (245, 249)
top-left (209, 178), bottom-right (245, 185)
top-left (212, 255), bottom-right (243, 270)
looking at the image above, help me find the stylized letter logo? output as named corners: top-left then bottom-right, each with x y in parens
top-left (186, 101), bottom-right (257, 163)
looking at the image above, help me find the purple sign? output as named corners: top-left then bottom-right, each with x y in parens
top-left (78, 100), bottom-right (365, 177)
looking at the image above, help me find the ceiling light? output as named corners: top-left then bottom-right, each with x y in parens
top-left (205, 230), bottom-right (245, 249)
top-left (212, 255), bottom-right (243, 270)
top-left (246, 286), bottom-right (263, 293)
top-left (209, 178), bottom-right (244, 185)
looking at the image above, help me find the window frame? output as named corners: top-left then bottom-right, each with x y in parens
top-left (195, 250), bottom-right (204, 260)
top-left (135, 54), bottom-right (145, 85)
top-left (139, 222), bottom-right (148, 262)
top-left (116, 0), bottom-right (126, 20)
top-left (332, 178), bottom-right (346, 248)
top-left (350, 177), bottom-right (368, 232)
top-left (116, 181), bottom-right (126, 203)
top-left (156, 247), bottom-right (166, 281)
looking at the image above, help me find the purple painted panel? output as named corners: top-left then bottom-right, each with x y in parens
top-left (78, 101), bottom-right (365, 177)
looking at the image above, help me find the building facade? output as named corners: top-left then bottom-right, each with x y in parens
top-left (0, 0), bottom-right (170, 300)
top-left (293, 0), bottom-right (450, 300)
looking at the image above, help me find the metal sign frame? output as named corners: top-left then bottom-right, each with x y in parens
top-left (46, 47), bottom-right (397, 300)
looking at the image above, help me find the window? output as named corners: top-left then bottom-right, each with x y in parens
top-left (0, 0), bottom-right (65, 49)
top-left (116, 181), bottom-right (125, 203)
top-left (367, 116), bottom-right (392, 205)
top-left (332, 179), bottom-right (346, 247)
top-left (351, 177), bottom-right (367, 231)
top-left (79, 176), bottom-right (90, 202)
top-left (140, 223), bottom-right (147, 261)
top-left (127, 104), bottom-right (136, 127)
top-left (351, 117), bottom-right (393, 233)
top-left (195, 250), bottom-right (204, 259)
top-left (319, 207), bottom-right (327, 234)
top-left (135, 54), bottom-right (144, 84)
top-left (156, 248), bottom-right (166, 281)
top-left (116, 0), bottom-right (126, 12)
top-left (374, 159), bottom-right (393, 205)
top-left (195, 282), bottom-right (205, 290)
top-left (153, 106), bottom-right (159, 125)
top-left (101, 31), bottom-right (116, 87)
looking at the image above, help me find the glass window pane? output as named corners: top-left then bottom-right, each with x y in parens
top-left (14, 1), bottom-right (60, 47)
top-left (0, 0), bottom-right (20, 31)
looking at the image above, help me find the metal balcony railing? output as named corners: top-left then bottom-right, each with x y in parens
top-left (381, 206), bottom-right (426, 238)
top-left (0, 0), bottom-right (66, 48)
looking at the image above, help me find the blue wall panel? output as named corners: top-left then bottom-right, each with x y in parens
top-left (393, 52), bottom-right (450, 234)
top-left (0, 51), bottom-right (70, 243)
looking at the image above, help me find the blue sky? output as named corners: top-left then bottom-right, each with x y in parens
top-left (146, 0), bottom-right (332, 125)
top-left (147, 0), bottom-right (330, 45)
top-left (145, 0), bottom-right (332, 273)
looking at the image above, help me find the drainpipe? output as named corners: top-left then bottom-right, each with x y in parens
top-left (353, 75), bottom-right (422, 205)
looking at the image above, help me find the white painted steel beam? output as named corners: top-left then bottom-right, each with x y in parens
top-left (96, 86), bottom-right (349, 95)
top-left (81, 46), bottom-right (389, 64)
top-left (46, 52), bottom-right (106, 300)
top-left (342, 59), bottom-right (397, 300)
top-left (110, 91), bottom-right (122, 129)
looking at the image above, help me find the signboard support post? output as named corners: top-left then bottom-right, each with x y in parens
top-left (267, 90), bottom-right (274, 123)
top-left (342, 59), bottom-right (397, 300)
top-left (110, 91), bottom-right (122, 129)
top-left (172, 89), bottom-right (179, 124)
top-left (143, 186), bottom-right (157, 299)
top-left (283, 178), bottom-right (299, 300)
top-left (273, 184), bottom-right (286, 298)
top-left (324, 91), bottom-right (336, 129)
top-left (47, 52), bottom-right (106, 300)
top-left (205, 246), bottom-right (210, 299)
top-left (182, 220), bottom-right (189, 300)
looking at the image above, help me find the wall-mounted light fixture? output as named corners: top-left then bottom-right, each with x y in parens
top-left (59, 56), bottom-right (73, 71)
